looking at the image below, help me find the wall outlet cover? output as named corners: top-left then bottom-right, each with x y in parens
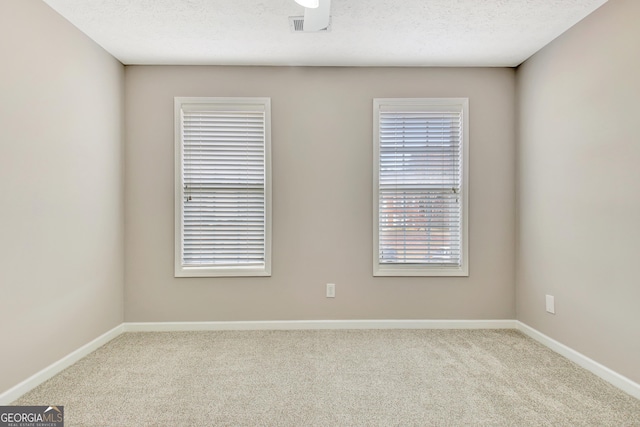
top-left (326, 283), bottom-right (336, 298)
top-left (545, 294), bottom-right (555, 314)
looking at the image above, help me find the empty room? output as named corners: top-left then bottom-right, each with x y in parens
top-left (0, 0), bottom-right (638, 425)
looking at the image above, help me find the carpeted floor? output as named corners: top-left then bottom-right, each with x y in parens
top-left (13, 329), bottom-right (640, 426)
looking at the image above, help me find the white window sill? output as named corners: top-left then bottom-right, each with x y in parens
top-left (374, 264), bottom-right (468, 277)
top-left (175, 264), bottom-right (271, 278)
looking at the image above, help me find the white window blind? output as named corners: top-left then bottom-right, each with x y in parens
top-left (373, 99), bottom-right (468, 277)
top-left (175, 98), bottom-right (271, 277)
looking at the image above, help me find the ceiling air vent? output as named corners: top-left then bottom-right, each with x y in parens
top-left (289, 16), bottom-right (331, 33)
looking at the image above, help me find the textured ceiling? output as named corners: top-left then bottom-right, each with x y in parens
top-left (41, 0), bottom-right (608, 67)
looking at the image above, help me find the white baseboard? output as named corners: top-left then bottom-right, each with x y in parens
top-left (517, 321), bottom-right (640, 400)
top-left (0, 324), bottom-right (124, 405)
top-left (124, 319), bottom-right (518, 332)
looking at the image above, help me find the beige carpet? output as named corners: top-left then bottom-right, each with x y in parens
top-left (13, 329), bottom-right (640, 426)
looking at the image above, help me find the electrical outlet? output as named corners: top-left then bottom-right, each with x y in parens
top-left (326, 283), bottom-right (336, 298)
top-left (545, 295), bottom-right (555, 314)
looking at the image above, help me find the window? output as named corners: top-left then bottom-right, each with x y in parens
top-left (373, 98), bottom-right (468, 276)
top-left (175, 97), bottom-right (271, 277)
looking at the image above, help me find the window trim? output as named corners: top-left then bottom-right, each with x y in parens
top-left (372, 98), bottom-right (469, 277)
top-left (174, 97), bottom-right (272, 278)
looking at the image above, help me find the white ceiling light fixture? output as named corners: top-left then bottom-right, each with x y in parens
top-left (305, 0), bottom-right (331, 32)
top-left (295, 0), bottom-right (319, 8)
top-left (290, 0), bottom-right (332, 33)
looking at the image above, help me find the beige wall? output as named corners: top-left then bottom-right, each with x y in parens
top-left (0, 2), bottom-right (125, 393)
top-left (516, 0), bottom-right (640, 383)
top-left (125, 66), bottom-right (516, 321)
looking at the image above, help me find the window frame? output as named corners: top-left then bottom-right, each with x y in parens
top-left (174, 97), bottom-right (272, 278)
top-left (372, 98), bottom-right (469, 277)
